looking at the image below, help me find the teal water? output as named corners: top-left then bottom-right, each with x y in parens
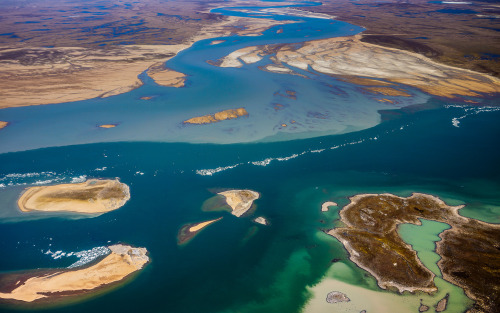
top-left (1, 1), bottom-right (500, 312)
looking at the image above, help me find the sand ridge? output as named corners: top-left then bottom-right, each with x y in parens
top-left (0, 244), bottom-right (148, 303)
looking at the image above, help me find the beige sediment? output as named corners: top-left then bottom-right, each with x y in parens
top-left (218, 189), bottom-right (260, 217)
top-left (0, 244), bottom-right (148, 302)
top-left (321, 201), bottom-right (338, 212)
top-left (17, 179), bottom-right (130, 214)
top-left (98, 124), bottom-right (117, 128)
top-left (217, 35), bottom-right (500, 98)
top-left (147, 63), bottom-right (186, 87)
top-left (0, 13), bottom-right (292, 109)
top-left (189, 217), bottom-right (223, 232)
top-left (0, 121), bottom-right (8, 130)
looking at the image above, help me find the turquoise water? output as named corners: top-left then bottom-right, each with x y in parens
top-left (1, 1), bottom-right (500, 312)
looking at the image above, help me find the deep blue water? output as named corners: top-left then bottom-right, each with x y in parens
top-left (0, 1), bottom-right (499, 312)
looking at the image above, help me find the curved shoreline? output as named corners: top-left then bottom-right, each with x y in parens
top-left (218, 189), bottom-right (260, 217)
top-left (329, 192), bottom-right (500, 312)
top-left (177, 217), bottom-right (223, 245)
top-left (0, 244), bottom-right (149, 303)
top-left (17, 179), bottom-right (130, 214)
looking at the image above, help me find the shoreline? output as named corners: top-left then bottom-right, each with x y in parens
top-left (17, 179), bottom-right (130, 214)
top-left (329, 192), bottom-right (500, 312)
top-left (0, 244), bottom-right (149, 303)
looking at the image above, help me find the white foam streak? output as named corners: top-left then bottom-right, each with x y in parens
top-left (44, 246), bottom-right (111, 268)
top-left (196, 163), bottom-right (243, 176)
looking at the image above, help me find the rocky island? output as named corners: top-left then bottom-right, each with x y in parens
top-left (0, 244), bottom-right (149, 303)
top-left (177, 217), bottom-right (223, 245)
top-left (329, 193), bottom-right (500, 312)
top-left (218, 189), bottom-right (260, 217)
top-left (183, 108), bottom-right (249, 125)
top-left (17, 179), bottom-right (130, 214)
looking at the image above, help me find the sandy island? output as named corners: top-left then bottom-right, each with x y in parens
top-left (253, 216), bottom-right (269, 225)
top-left (321, 201), bottom-right (338, 212)
top-left (329, 193), bottom-right (500, 313)
top-left (98, 124), bottom-right (118, 129)
top-left (183, 108), bottom-right (249, 125)
top-left (218, 190), bottom-right (260, 217)
top-left (0, 244), bottom-right (148, 303)
top-left (177, 217), bottom-right (223, 245)
top-left (18, 179), bottom-right (130, 214)
top-left (0, 121), bottom-right (8, 130)
top-left (216, 35), bottom-right (500, 98)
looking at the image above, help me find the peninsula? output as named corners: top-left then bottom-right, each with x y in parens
top-left (218, 190), bottom-right (260, 217)
top-left (18, 179), bottom-right (130, 214)
top-left (329, 193), bottom-right (500, 312)
top-left (0, 121), bottom-right (8, 130)
top-left (177, 217), bottom-right (223, 245)
top-left (0, 244), bottom-right (149, 303)
top-left (183, 108), bottom-right (249, 125)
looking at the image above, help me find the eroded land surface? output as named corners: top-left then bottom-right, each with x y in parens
top-left (0, 244), bottom-right (148, 303)
top-left (0, 0), bottom-right (294, 108)
top-left (18, 179), bottom-right (130, 214)
top-left (215, 35), bottom-right (500, 98)
top-left (218, 190), bottom-right (260, 217)
top-left (183, 108), bottom-right (249, 124)
top-left (303, 0), bottom-right (500, 77)
top-left (177, 217), bottom-right (223, 245)
top-left (329, 193), bottom-right (500, 313)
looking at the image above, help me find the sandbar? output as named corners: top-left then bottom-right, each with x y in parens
top-left (177, 217), bottom-right (223, 245)
top-left (217, 35), bottom-right (500, 98)
top-left (0, 244), bottom-right (148, 303)
top-left (17, 179), bottom-right (130, 214)
top-left (321, 201), bottom-right (338, 212)
top-left (218, 189), bottom-right (260, 217)
top-left (98, 124), bottom-right (118, 129)
top-left (0, 121), bottom-right (8, 130)
top-left (147, 63), bottom-right (186, 88)
top-left (183, 108), bottom-right (249, 125)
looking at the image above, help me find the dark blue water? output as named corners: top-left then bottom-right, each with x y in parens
top-left (0, 1), bottom-right (499, 312)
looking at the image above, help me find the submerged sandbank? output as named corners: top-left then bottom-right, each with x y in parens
top-left (177, 217), bottom-right (223, 245)
top-left (17, 179), bottom-right (130, 214)
top-left (0, 244), bottom-right (148, 303)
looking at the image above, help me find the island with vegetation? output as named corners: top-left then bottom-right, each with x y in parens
top-left (17, 179), bottom-right (130, 214)
top-left (0, 244), bottom-right (149, 303)
top-left (329, 193), bottom-right (500, 312)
